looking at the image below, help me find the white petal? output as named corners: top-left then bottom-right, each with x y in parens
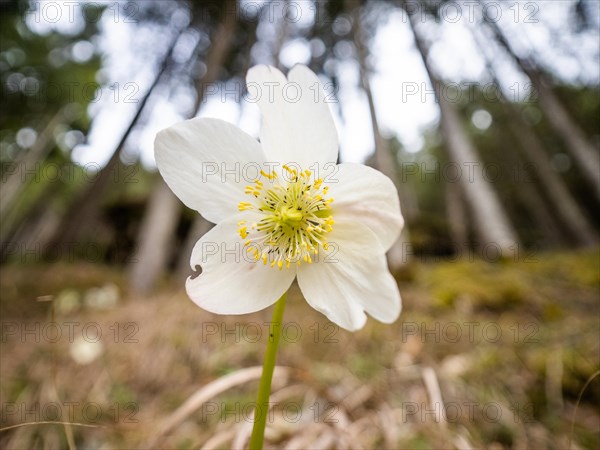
top-left (327, 163), bottom-right (404, 251)
top-left (186, 213), bottom-right (296, 315)
top-left (296, 221), bottom-right (401, 331)
top-left (246, 64), bottom-right (338, 168)
top-left (155, 117), bottom-right (266, 224)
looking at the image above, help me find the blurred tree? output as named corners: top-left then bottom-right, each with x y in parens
top-left (348, 0), bottom-right (411, 269)
top-left (174, 7), bottom-right (260, 279)
top-left (44, 25), bottom-right (185, 257)
top-left (483, 12), bottom-right (600, 201)
top-left (470, 24), bottom-right (598, 248)
top-left (0, 107), bottom-right (68, 218)
top-left (129, 0), bottom-right (240, 294)
top-left (405, 2), bottom-right (520, 253)
top-left (444, 178), bottom-right (468, 252)
top-left (0, 0), bottom-right (102, 259)
top-left (2, 0), bottom-right (597, 271)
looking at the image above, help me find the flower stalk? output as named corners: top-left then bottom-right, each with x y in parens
top-left (249, 290), bottom-right (288, 450)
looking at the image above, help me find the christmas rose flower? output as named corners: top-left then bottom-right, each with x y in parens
top-left (155, 64), bottom-right (403, 331)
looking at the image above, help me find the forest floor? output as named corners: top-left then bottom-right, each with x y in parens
top-left (1, 249), bottom-right (599, 449)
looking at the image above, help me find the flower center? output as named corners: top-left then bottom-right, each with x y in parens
top-left (238, 165), bottom-right (334, 269)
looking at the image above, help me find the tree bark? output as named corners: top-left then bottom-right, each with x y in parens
top-left (407, 6), bottom-right (520, 253)
top-left (484, 16), bottom-right (600, 200)
top-left (445, 179), bottom-right (469, 253)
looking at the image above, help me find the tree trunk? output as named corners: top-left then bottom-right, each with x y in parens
top-left (407, 6), bottom-right (520, 254)
top-left (503, 104), bottom-right (598, 246)
top-left (350, 0), bottom-right (411, 270)
top-left (470, 23), bottom-right (598, 247)
top-left (496, 126), bottom-right (565, 248)
top-left (128, 180), bottom-right (181, 294)
top-left (129, 0), bottom-right (238, 294)
top-left (484, 17), bottom-right (600, 200)
top-left (445, 179), bottom-right (469, 253)
top-left (0, 182), bottom-right (62, 263)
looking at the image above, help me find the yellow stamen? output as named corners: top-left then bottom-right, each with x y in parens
top-left (238, 164), bottom-right (335, 270)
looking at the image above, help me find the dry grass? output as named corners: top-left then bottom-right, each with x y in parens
top-left (1, 249), bottom-right (598, 449)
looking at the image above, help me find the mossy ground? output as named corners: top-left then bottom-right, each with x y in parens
top-left (1, 250), bottom-right (598, 448)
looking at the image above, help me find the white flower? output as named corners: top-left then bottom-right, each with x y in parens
top-left (155, 65), bottom-right (403, 331)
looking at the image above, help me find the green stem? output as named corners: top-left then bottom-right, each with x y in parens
top-left (249, 291), bottom-right (288, 450)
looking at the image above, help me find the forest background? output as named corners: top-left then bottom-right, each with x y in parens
top-left (1, 0), bottom-right (599, 448)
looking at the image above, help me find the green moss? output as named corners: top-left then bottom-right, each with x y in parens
top-left (424, 260), bottom-right (528, 310)
top-left (406, 435), bottom-right (434, 449)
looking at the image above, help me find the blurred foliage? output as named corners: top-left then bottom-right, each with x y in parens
top-left (0, 0), bottom-right (102, 137)
top-left (0, 0), bottom-right (599, 263)
top-left (401, 83), bottom-right (600, 253)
